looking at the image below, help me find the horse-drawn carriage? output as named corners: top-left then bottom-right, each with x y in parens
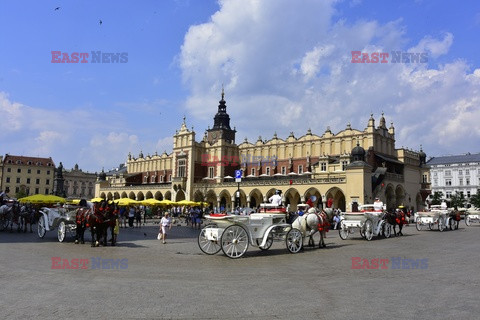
top-left (415, 205), bottom-right (455, 232)
top-left (198, 204), bottom-right (303, 259)
top-left (464, 207), bottom-right (480, 226)
top-left (37, 205), bottom-right (78, 242)
top-left (338, 204), bottom-right (391, 241)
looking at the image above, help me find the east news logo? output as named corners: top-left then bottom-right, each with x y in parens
top-left (351, 257), bottom-right (428, 269)
top-left (51, 257), bottom-right (128, 269)
top-left (51, 51), bottom-right (128, 63)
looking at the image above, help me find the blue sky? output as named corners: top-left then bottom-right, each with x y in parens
top-left (1, 0), bottom-right (479, 172)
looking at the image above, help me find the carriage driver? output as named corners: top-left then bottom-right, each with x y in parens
top-left (373, 197), bottom-right (384, 211)
top-left (269, 190), bottom-right (283, 206)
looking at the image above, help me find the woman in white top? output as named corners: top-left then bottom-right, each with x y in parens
top-left (159, 212), bottom-right (172, 244)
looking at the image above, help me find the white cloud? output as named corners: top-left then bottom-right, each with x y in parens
top-left (409, 32), bottom-right (454, 58)
top-left (0, 92), bottom-right (144, 171)
top-left (179, 0), bottom-right (480, 156)
top-left (156, 136), bottom-right (174, 153)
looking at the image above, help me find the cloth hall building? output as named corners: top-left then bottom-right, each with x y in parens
top-left (96, 93), bottom-right (429, 212)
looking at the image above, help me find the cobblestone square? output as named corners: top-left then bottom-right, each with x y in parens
top-left (1, 221), bottom-right (478, 319)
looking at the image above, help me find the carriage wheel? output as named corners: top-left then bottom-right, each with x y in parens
top-left (257, 233), bottom-right (273, 251)
top-left (416, 221), bottom-right (423, 231)
top-left (359, 227), bottom-right (366, 238)
top-left (383, 223), bottom-right (391, 238)
top-left (438, 217), bottom-right (445, 232)
top-left (286, 228), bottom-right (303, 253)
top-left (465, 214), bottom-right (471, 226)
top-left (221, 225), bottom-right (249, 259)
top-left (449, 218), bottom-right (456, 231)
top-left (364, 219), bottom-right (374, 241)
top-left (339, 223), bottom-right (349, 240)
top-left (58, 221), bottom-right (66, 242)
top-left (37, 217), bottom-right (46, 238)
top-left (198, 224), bottom-right (221, 255)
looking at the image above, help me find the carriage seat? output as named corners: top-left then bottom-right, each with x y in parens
top-left (258, 203), bottom-right (287, 213)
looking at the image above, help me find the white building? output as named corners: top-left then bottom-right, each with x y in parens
top-left (427, 153), bottom-right (480, 200)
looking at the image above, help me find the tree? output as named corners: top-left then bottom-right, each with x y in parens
top-left (430, 191), bottom-right (444, 205)
top-left (470, 190), bottom-right (480, 209)
top-left (450, 191), bottom-right (466, 210)
top-left (15, 189), bottom-right (28, 200)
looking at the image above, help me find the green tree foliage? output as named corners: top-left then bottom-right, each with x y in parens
top-left (15, 190), bottom-right (28, 200)
top-left (450, 192), bottom-right (466, 209)
top-left (430, 191), bottom-right (444, 205)
top-left (470, 190), bottom-right (480, 209)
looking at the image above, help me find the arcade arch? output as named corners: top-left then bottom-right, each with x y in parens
top-left (304, 187), bottom-right (322, 208)
top-left (325, 187), bottom-right (346, 211)
top-left (248, 189), bottom-right (263, 209)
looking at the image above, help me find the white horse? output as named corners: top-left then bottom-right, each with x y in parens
top-left (0, 203), bottom-right (18, 232)
top-left (292, 208), bottom-right (328, 248)
top-left (18, 204), bottom-right (35, 233)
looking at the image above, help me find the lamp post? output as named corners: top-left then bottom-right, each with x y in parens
top-left (235, 170), bottom-right (243, 212)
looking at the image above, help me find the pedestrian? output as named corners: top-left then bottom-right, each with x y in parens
top-left (332, 210), bottom-right (341, 230)
top-left (128, 206), bottom-right (135, 228)
top-left (144, 206), bottom-right (151, 225)
top-left (135, 207), bottom-right (142, 228)
top-left (159, 212), bottom-right (172, 244)
top-left (119, 206), bottom-right (126, 228)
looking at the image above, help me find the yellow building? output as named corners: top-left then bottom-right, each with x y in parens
top-left (1, 154), bottom-right (56, 197)
top-left (97, 92), bottom-right (429, 212)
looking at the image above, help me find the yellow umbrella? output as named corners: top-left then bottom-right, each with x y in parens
top-left (175, 200), bottom-right (197, 206)
top-left (158, 199), bottom-right (175, 206)
top-left (141, 198), bottom-right (162, 206)
top-left (115, 198), bottom-right (140, 206)
top-left (68, 199), bottom-right (81, 205)
top-left (18, 194), bottom-right (66, 204)
top-left (90, 197), bottom-right (105, 203)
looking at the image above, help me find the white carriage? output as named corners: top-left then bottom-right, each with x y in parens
top-left (198, 204), bottom-right (303, 258)
top-left (37, 206), bottom-right (78, 242)
top-left (338, 204), bottom-right (391, 241)
top-left (415, 205), bottom-right (455, 232)
top-left (464, 207), bottom-right (480, 226)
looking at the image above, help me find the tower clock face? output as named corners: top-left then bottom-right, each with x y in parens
top-left (212, 132), bottom-right (217, 139)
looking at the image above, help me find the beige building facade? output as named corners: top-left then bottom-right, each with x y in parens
top-left (1, 154), bottom-right (56, 197)
top-left (62, 164), bottom-right (97, 199)
top-left (97, 93), bottom-right (429, 212)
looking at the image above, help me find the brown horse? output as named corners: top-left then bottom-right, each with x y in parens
top-left (386, 209), bottom-right (410, 236)
top-left (90, 201), bottom-right (119, 246)
top-left (102, 202), bottom-right (119, 246)
top-left (449, 210), bottom-right (461, 230)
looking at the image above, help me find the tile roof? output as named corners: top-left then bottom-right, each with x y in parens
top-left (3, 154), bottom-right (55, 166)
top-left (426, 153), bottom-right (480, 165)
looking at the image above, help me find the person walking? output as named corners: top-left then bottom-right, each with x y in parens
top-left (159, 212), bottom-right (172, 244)
top-left (128, 206), bottom-right (135, 228)
top-left (135, 207), bottom-right (142, 228)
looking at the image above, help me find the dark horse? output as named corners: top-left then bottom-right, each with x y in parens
top-left (95, 201), bottom-right (119, 246)
top-left (449, 210), bottom-right (461, 230)
top-left (76, 200), bottom-right (118, 247)
top-left (75, 199), bottom-right (93, 245)
top-left (88, 201), bottom-right (109, 247)
top-left (75, 199), bottom-right (104, 246)
top-left (386, 209), bottom-right (410, 236)
top-left (18, 203), bottom-right (35, 233)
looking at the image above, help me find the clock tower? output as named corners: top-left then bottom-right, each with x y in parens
top-left (207, 89), bottom-right (236, 145)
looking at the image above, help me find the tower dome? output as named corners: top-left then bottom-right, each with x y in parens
top-left (99, 168), bottom-right (107, 181)
top-left (351, 142), bottom-right (366, 162)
